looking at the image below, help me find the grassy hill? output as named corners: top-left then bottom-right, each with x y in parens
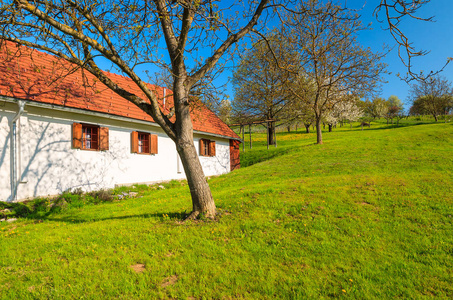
top-left (1, 122), bottom-right (452, 299)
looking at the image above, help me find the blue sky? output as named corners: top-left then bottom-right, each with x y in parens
top-left (128, 1), bottom-right (453, 112)
top-left (214, 0), bottom-right (453, 111)
top-left (344, 0), bottom-right (453, 108)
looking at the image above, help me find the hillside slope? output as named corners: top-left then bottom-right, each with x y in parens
top-left (1, 123), bottom-right (452, 299)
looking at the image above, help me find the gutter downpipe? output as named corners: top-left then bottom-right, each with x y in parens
top-left (10, 100), bottom-right (25, 202)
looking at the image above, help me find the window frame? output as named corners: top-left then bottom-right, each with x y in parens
top-left (131, 131), bottom-right (158, 155)
top-left (199, 138), bottom-right (216, 157)
top-left (72, 122), bottom-right (109, 151)
top-left (82, 124), bottom-right (99, 151)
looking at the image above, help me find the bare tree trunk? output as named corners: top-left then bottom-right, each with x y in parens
top-left (328, 124), bottom-right (333, 132)
top-left (434, 114), bottom-right (438, 122)
top-left (174, 83), bottom-right (216, 219)
top-left (177, 143), bottom-right (216, 219)
top-left (305, 124), bottom-right (310, 133)
top-left (268, 122), bottom-right (275, 145)
top-left (316, 118), bottom-right (323, 144)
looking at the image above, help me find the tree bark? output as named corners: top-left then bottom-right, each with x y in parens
top-left (328, 124), bottom-right (333, 132)
top-left (268, 122), bottom-right (275, 145)
top-left (177, 142), bottom-right (216, 219)
top-left (305, 124), bottom-right (310, 133)
top-left (173, 81), bottom-right (216, 219)
top-left (316, 118), bottom-right (323, 144)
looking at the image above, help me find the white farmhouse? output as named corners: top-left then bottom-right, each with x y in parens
top-left (0, 41), bottom-right (241, 202)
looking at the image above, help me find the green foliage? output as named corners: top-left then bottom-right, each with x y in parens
top-left (1, 122), bottom-right (452, 299)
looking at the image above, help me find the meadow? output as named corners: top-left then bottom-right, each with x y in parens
top-left (1, 119), bottom-right (452, 299)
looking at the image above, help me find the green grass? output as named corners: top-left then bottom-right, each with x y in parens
top-left (1, 121), bottom-right (452, 299)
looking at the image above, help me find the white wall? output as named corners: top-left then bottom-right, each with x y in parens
top-left (0, 109), bottom-right (13, 201)
top-left (0, 102), bottom-right (231, 201)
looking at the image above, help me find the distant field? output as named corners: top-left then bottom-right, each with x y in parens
top-left (1, 120), bottom-right (452, 299)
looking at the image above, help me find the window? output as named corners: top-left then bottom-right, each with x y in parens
top-left (131, 131), bottom-right (158, 154)
top-left (72, 123), bottom-right (109, 151)
top-left (138, 132), bottom-right (149, 154)
top-left (82, 124), bottom-right (98, 150)
top-left (199, 139), bottom-right (216, 157)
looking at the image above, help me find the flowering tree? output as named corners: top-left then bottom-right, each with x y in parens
top-left (325, 100), bottom-right (363, 131)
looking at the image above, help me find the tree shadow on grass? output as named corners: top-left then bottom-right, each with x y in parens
top-left (44, 211), bottom-right (190, 224)
top-left (240, 147), bottom-right (292, 168)
top-left (0, 196), bottom-right (191, 223)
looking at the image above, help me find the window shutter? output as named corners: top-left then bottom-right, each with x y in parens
top-left (72, 123), bottom-right (82, 149)
top-left (209, 140), bottom-right (216, 156)
top-left (99, 127), bottom-right (109, 151)
top-left (199, 139), bottom-right (205, 156)
top-left (131, 131), bottom-right (138, 153)
top-left (150, 134), bottom-right (158, 154)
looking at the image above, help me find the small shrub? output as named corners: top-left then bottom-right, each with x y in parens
top-left (49, 197), bottom-right (68, 213)
top-left (92, 189), bottom-right (114, 202)
top-left (11, 203), bottom-right (32, 218)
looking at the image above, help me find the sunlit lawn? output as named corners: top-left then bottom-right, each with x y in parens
top-left (1, 119), bottom-right (452, 299)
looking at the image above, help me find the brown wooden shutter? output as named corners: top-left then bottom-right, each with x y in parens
top-left (209, 140), bottom-right (216, 156)
top-left (99, 127), bottom-right (109, 151)
top-left (150, 134), bottom-right (158, 154)
top-left (229, 139), bottom-right (241, 170)
top-left (199, 139), bottom-right (205, 156)
top-left (72, 123), bottom-right (82, 149)
top-left (131, 131), bottom-right (138, 153)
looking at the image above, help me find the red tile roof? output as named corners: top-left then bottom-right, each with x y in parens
top-left (0, 41), bottom-right (239, 139)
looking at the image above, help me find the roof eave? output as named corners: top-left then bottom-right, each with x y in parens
top-left (0, 96), bottom-right (240, 140)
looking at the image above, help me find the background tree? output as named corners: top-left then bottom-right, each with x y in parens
top-left (362, 97), bottom-right (389, 121)
top-left (334, 100), bottom-right (363, 128)
top-left (0, 0), bottom-right (275, 219)
top-left (324, 99), bottom-right (363, 132)
top-left (283, 0), bottom-right (385, 144)
top-left (294, 101), bottom-right (316, 133)
top-left (408, 75), bottom-right (453, 122)
top-left (232, 35), bottom-right (295, 145)
top-left (217, 99), bottom-right (232, 124)
top-left (385, 95), bottom-right (403, 124)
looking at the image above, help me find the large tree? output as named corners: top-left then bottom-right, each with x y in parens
top-left (0, 0), bottom-right (277, 219)
top-left (408, 75), bottom-right (453, 122)
top-left (283, 0), bottom-right (385, 144)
